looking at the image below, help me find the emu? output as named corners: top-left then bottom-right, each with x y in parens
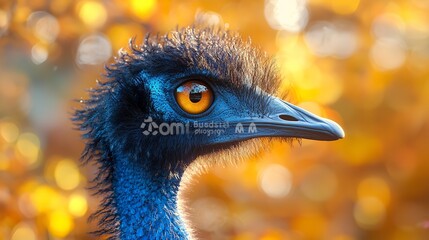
top-left (74, 26), bottom-right (344, 240)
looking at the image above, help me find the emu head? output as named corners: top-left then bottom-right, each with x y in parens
top-left (75, 27), bottom-right (344, 174)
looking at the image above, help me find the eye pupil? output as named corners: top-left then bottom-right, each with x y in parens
top-left (189, 92), bottom-right (202, 103)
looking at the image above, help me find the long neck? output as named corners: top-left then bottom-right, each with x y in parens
top-left (112, 153), bottom-right (189, 239)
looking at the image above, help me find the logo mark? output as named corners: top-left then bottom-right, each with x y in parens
top-left (141, 117), bottom-right (158, 135)
top-left (140, 117), bottom-right (189, 136)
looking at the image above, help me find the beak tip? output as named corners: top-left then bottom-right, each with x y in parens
top-left (325, 118), bottom-right (345, 140)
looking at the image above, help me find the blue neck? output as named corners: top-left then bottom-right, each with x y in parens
top-left (112, 154), bottom-right (189, 240)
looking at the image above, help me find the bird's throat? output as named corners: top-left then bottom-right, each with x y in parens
top-left (112, 154), bottom-right (189, 239)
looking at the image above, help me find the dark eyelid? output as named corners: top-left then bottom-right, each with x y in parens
top-left (170, 73), bottom-right (216, 91)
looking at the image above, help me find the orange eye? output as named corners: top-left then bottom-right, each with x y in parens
top-left (175, 80), bottom-right (213, 115)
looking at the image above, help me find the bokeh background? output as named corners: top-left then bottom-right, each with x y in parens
top-left (1, 0), bottom-right (429, 239)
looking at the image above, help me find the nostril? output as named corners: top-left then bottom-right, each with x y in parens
top-left (279, 114), bottom-right (299, 121)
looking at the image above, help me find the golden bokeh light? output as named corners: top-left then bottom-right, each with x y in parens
top-left (68, 192), bottom-right (88, 217)
top-left (27, 11), bottom-right (60, 43)
top-left (277, 39), bottom-right (309, 76)
top-left (0, 122), bottom-right (19, 143)
top-left (31, 43), bottom-right (49, 65)
top-left (107, 24), bottom-right (143, 51)
top-left (11, 222), bottom-right (36, 240)
top-left (48, 210), bottom-right (74, 237)
top-left (354, 197), bottom-right (386, 229)
top-left (16, 133), bottom-right (40, 166)
top-left (77, 0), bottom-right (107, 28)
top-left (258, 164), bottom-right (292, 198)
top-left (129, 0), bottom-right (157, 21)
top-left (54, 159), bottom-right (81, 190)
top-left (265, 0), bottom-right (309, 32)
top-left (30, 185), bottom-right (65, 214)
top-left (357, 176), bottom-right (391, 205)
top-left (13, 6), bottom-right (31, 23)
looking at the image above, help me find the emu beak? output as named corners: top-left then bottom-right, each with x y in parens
top-left (230, 97), bottom-right (344, 141)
